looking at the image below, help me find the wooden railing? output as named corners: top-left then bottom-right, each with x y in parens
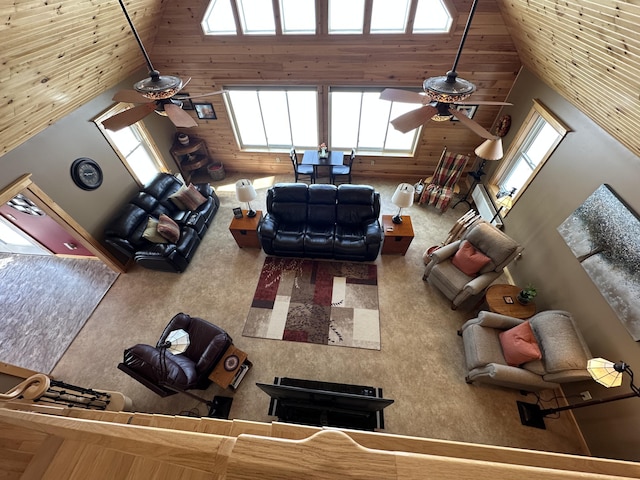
top-left (1, 407), bottom-right (640, 480)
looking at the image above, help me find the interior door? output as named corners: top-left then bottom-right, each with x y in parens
top-left (0, 194), bottom-right (95, 257)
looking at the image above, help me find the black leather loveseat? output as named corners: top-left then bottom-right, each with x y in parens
top-left (104, 173), bottom-right (219, 272)
top-left (258, 183), bottom-right (383, 261)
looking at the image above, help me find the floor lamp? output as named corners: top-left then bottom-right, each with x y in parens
top-left (518, 358), bottom-right (640, 429)
top-left (453, 138), bottom-right (503, 209)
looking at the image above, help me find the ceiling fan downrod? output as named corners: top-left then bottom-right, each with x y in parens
top-left (448, 0), bottom-right (479, 81)
top-left (117, 0), bottom-right (182, 99)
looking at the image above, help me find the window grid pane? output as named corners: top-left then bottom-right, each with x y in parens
top-left (413, 0), bottom-right (453, 32)
top-left (237, 0), bottom-right (275, 34)
top-left (329, 0), bottom-right (365, 34)
top-left (202, 0), bottom-right (237, 35)
top-left (371, 0), bottom-right (410, 34)
top-left (280, 0), bottom-right (316, 34)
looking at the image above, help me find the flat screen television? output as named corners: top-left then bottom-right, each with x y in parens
top-left (256, 382), bottom-right (394, 431)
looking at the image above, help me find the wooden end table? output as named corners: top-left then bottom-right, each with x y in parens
top-left (485, 284), bottom-right (536, 319)
top-left (229, 210), bottom-right (262, 248)
top-left (208, 345), bottom-right (252, 390)
top-left (381, 215), bottom-right (414, 255)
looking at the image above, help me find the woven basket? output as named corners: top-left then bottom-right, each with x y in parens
top-left (207, 163), bottom-right (225, 181)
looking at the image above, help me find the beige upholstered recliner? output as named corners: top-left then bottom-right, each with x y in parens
top-left (458, 310), bottom-right (593, 392)
top-left (423, 221), bottom-right (522, 309)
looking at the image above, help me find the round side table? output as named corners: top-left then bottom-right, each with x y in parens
top-left (485, 284), bottom-right (536, 319)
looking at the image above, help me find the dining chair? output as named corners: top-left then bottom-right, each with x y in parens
top-left (331, 148), bottom-right (355, 185)
top-left (290, 148), bottom-right (315, 184)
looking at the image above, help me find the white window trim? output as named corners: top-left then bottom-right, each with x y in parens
top-left (490, 99), bottom-right (570, 206)
top-left (93, 104), bottom-right (169, 185)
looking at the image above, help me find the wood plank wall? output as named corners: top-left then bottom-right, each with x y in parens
top-left (149, 0), bottom-right (521, 180)
top-left (0, 0), bottom-right (164, 156)
top-left (497, 0), bottom-right (640, 160)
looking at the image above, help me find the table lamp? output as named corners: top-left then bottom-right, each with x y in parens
top-left (391, 183), bottom-right (415, 224)
top-left (518, 357), bottom-right (640, 429)
top-left (235, 179), bottom-right (257, 217)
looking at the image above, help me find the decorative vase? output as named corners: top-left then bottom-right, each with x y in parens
top-left (178, 134), bottom-right (189, 146)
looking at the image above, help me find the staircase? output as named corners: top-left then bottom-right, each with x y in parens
top-left (1, 402), bottom-right (640, 480)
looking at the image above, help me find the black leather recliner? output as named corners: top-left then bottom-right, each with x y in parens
top-left (103, 173), bottom-right (219, 272)
top-left (117, 313), bottom-right (233, 397)
top-left (258, 183), bottom-right (383, 261)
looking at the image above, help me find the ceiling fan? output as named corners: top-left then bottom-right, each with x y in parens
top-left (380, 0), bottom-right (511, 138)
top-left (102, 0), bottom-right (225, 132)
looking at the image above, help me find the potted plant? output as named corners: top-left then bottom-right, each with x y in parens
top-left (517, 284), bottom-right (537, 305)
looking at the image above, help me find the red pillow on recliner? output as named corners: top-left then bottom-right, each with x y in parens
top-left (499, 321), bottom-right (542, 366)
top-left (451, 240), bottom-right (491, 276)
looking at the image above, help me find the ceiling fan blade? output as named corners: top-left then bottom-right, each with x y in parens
top-left (102, 102), bottom-right (157, 131)
top-left (391, 105), bottom-right (438, 133)
top-left (184, 90), bottom-right (227, 100)
top-left (448, 107), bottom-right (495, 139)
top-left (380, 88), bottom-right (429, 104)
top-left (112, 89), bottom-right (154, 104)
top-left (165, 103), bottom-right (198, 128)
top-left (458, 100), bottom-right (513, 106)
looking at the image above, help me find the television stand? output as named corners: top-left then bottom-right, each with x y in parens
top-left (257, 377), bottom-right (393, 431)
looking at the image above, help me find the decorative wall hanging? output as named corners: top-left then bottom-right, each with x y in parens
top-left (557, 184), bottom-right (640, 340)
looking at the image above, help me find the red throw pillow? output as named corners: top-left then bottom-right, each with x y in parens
top-left (156, 214), bottom-right (180, 243)
top-left (498, 321), bottom-right (542, 366)
top-left (451, 240), bottom-right (491, 276)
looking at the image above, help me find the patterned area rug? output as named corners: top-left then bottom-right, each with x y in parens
top-left (0, 253), bottom-right (119, 373)
top-left (243, 257), bottom-right (380, 350)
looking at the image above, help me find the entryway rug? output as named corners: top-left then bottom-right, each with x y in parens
top-left (0, 253), bottom-right (119, 373)
top-left (243, 257), bottom-right (380, 350)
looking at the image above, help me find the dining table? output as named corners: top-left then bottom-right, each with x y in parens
top-left (302, 150), bottom-right (345, 182)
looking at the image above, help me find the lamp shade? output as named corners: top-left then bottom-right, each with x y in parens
top-left (474, 138), bottom-right (503, 160)
top-left (391, 183), bottom-right (415, 208)
top-left (496, 194), bottom-right (513, 211)
top-left (587, 357), bottom-right (624, 388)
top-left (235, 179), bottom-right (257, 203)
top-left (165, 329), bottom-right (190, 355)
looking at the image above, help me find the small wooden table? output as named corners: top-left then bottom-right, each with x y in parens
top-left (381, 215), bottom-right (414, 255)
top-left (208, 345), bottom-right (251, 390)
top-left (301, 150), bottom-right (344, 180)
top-left (485, 284), bottom-right (536, 319)
top-left (229, 210), bottom-right (262, 248)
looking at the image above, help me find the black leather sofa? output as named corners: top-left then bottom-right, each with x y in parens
top-left (117, 312), bottom-right (232, 397)
top-left (104, 173), bottom-right (219, 272)
top-left (258, 183), bottom-right (383, 261)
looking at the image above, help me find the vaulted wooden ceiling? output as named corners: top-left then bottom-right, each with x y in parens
top-left (2, 0), bottom-right (639, 166)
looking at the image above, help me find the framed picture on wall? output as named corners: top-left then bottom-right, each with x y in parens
top-left (451, 105), bottom-right (477, 121)
top-left (173, 93), bottom-right (193, 110)
top-left (194, 103), bottom-right (217, 120)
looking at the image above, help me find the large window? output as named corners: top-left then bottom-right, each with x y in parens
top-left (94, 105), bottom-right (169, 186)
top-left (225, 88), bottom-right (319, 150)
top-left (202, 0), bottom-right (452, 35)
top-left (491, 99), bottom-right (569, 204)
top-left (330, 89), bottom-right (421, 156)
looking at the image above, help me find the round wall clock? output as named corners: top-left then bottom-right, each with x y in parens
top-left (71, 158), bottom-right (103, 190)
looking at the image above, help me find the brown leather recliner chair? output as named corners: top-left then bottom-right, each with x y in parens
top-left (117, 313), bottom-right (232, 397)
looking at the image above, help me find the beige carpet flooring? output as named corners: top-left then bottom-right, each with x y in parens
top-left (49, 172), bottom-right (589, 456)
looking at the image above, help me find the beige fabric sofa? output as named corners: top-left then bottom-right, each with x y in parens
top-left (459, 310), bottom-right (593, 391)
top-left (423, 221), bottom-right (522, 309)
